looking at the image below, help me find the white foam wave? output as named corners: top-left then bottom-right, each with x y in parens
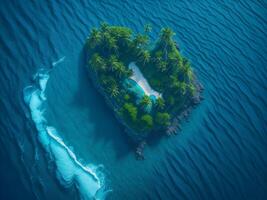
top-left (23, 57), bottom-right (110, 199)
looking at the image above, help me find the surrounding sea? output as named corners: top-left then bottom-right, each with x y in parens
top-left (0, 0), bottom-right (267, 199)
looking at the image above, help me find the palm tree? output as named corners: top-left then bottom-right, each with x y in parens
top-left (155, 97), bottom-right (165, 110)
top-left (114, 27), bottom-right (132, 47)
top-left (140, 95), bottom-right (151, 108)
top-left (108, 83), bottom-right (119, 98)
top-left (133, 34), bottom-right (149, 48)
top-left (179, 60), bottom-right (192, 83)
top-left (171, 80), bottom-right (187, 95)
top-left (100, 22), bottom-right (109, 32)
top-left (87, 28), bottom-right (102, 49)
top-left (188, 84), bottom-right (196, 96)
top-left (139, 50), bottom-right (150, 65)
top-left (153, 51), bottom-right (163, 63)
top-left (114, 63), bottom-right (126, 79)
top-left (160, 28), bottom-right (175, 44)
top-left (107, 56), bottom-right (127, 79)
top-left (183, 58), bottom-right (193, 82)
top-left (108, 55), bottom-right (118, 72)
top-left (170, 80), bottom-right (181, 95)
top-left (167, 51), bottom-right (180, 72)
top-left (159, 28), bottom-right (175, 60)
top-left (102, 32), bottom-right (118, 53)
top-left (89, 53), bottom-right (106, 72)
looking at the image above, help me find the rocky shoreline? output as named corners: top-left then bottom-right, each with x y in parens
top-left (166, 75), bottom-right (204, 136)
top-left (136, 75), bottom-right (204, 160)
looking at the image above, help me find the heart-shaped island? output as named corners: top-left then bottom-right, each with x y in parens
top-left (86, 23), bottom-right (203, 159)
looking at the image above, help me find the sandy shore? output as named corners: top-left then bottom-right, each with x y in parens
top-left (129, 62), bottom-right (161, 98)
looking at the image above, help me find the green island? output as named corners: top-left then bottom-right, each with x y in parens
top-left (86, 23), bottom-right (202, 159)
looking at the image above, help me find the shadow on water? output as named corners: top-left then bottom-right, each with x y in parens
top-left (71, 45), bottom-right (135, 159)
top-left (146, 130), bottom-right (167, 149)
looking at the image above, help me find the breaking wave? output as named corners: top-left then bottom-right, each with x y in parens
top-left (23, 57), bottom-right (110, 200)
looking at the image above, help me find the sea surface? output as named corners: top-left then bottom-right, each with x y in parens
top-left (0, 0), bottom-right (267, 199)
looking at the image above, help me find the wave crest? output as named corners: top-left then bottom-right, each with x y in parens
top-left (23, 57), bottom-right (110, 200)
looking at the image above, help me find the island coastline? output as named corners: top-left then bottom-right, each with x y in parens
top-left (85, 23), bottom-right (203, 159)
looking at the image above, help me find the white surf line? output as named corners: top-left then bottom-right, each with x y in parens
top-left (46, 126), bottom-right (99, 182)
top-left (23, 57), bottom-right (109, 200)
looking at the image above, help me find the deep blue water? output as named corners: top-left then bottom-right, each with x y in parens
top-left (1, 0), bottom-right (267, 199)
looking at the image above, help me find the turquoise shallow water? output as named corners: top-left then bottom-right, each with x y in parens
top-left (0, 0), bottom-right (267, 199)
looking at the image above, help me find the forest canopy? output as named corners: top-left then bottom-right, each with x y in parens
top-left (86, 23), bottom-right (197, 134)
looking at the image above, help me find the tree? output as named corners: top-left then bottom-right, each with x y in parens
top-left (108, 55), bottom-right (126, 78)
top-left (154, 51), bottom-right (163, 63)
top-left (140, 114), bottom-right (153, 130)
top-left (108, 83), bottom-right (119, 98)
top-left (139, 50), bottom-right (150, 65)
top-left (159, 28), bottom-right (175, 60)
top-left (100, 22), bottom-right (109, 32)
top-left (109, 26), bottom-right (132, 48)
top-left (122, 103), bottom-right (138, 122)
top-left (102, 32), bottom-right (118, 53)
top-left (133, 34), bottom-right (149, 48)
top-left (155, 112), bottom-right (170, 127)
top-left (140, 95), bottom-right (151, 109)
top-left (180, 58), bottom-right (193, 82)
top-left (108, 55), bottom-right (118, 71)
top-left (89, 53), bottom-right (106, 72)
top-left (170, 80), bottom-right (186, 95)
top-left (87, 28), bottom-right (102, 49)
top-left (167, 51), bottom-right (182, 74)
top-left (170, 80), bottom-right (180, 93)
top-left (114, 63), bottom-right (126, 78)
top-left (160, 28), bottom-right (175, 45)
top-left (188, 84), bottom-right (196, 96)
top-left (155, 97), bottom-right (165, 110)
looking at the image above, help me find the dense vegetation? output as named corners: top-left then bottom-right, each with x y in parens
top-left (86, 23), bottom-right (196, 135)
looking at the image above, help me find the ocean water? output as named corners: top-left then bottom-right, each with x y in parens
top-left (0, 0), bottom-right (267, 200)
